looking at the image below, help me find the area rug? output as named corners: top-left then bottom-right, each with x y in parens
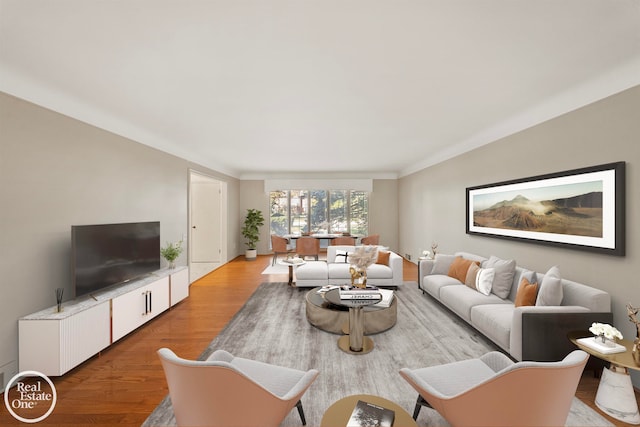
top-left (142, 282), bottom-right (613, 427)
top-left (261, 263), bottom-right (290, 275)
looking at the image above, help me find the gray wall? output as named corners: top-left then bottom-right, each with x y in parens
top-left (239, 179), bottom-right (399, 255)
top-left (398, 85), bottom-right (640, 385)
top-left (0, 92), bottom-right (240, 383)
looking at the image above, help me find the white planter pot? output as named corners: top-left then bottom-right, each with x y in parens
top-left (245, 249), bottom-right (257, 260)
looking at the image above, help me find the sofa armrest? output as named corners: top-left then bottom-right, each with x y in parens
top-left (418, 259), bottom-right (435, 288)
top-left (389, 252), bottom-right (404, 286)
top-left (510, 307), bottom-right (612, 361)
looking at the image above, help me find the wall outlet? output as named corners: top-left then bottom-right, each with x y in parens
top-left (405, 253), bottom-right (412, 260)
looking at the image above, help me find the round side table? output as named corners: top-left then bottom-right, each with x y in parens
top-left (569, 330), bottom-right (640, 425)
top-left (321, 394), bottom-right (418, 427)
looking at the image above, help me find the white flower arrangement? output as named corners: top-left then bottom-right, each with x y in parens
top-left (589, 322), bottom-right (623, 341)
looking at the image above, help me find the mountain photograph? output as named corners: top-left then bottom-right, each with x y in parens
top-left (473, 191), bottom-right (603, 238)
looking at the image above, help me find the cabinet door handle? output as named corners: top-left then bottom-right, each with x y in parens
top-left (149, 291), bottom-right (152, 313)
top-left (143, 291), bottom-right (149, 315)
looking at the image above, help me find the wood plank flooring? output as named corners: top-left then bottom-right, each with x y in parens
top-left (0, 255), bottom-right (637, 426)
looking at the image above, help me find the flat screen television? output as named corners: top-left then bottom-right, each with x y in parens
top-left (72, 221), bottom-right (161, 298)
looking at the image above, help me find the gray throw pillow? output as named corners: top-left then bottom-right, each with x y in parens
top-left (430, 254), bottom-right (456, 275)
top-left (536, 266), bottom-right (563, 306)
top-left (484, 255), bottom-right (516, 299)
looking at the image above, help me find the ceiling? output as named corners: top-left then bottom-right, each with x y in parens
top-left (2, 1), bottom-right (639, 179)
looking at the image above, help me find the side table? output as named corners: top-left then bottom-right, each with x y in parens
top-left (321, 394), bottom-right (418, 427)
top-left (277, 260), bottom-right (305, 287)
top-left (569, 331), bottom-right (640, 425)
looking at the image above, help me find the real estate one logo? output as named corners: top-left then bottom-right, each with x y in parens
top-left (4, 371), bottom-right (57, 423)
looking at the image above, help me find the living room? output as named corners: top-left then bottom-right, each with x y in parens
top-left (2, 2), bottom-right (640, 425)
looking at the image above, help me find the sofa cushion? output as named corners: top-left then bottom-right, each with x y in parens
top-left (448, 256), bottom-right (479, 283)
top-left (295, 261), bottom-right (328, 280)
top-left (365, 263), bottom-right (393, 279)
top-left (515, 277), bottom-right (538, 307)
top-left (423, 275), bottom-right (461, 299)
top-left (431, 254), bottom-right (457, 275)
top-left (536, 266), bottom-right (563, 306)
top-left (470, 304), bottom-right (514, 352)
top-left (328, 262), bottom-right (351, 279)
top-left (484, 256), bottom-right (516, 299)
top-left (440, 285), bottom-right (509, 322)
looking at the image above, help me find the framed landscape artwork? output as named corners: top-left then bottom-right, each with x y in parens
top-left (466, 162), bottom-right (625, 255)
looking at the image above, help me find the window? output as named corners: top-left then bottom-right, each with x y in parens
top-left (269, 190), bottom-right (369, 237)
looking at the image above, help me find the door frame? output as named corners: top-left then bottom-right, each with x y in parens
top-left (188, 170), bottom-right (228, 281)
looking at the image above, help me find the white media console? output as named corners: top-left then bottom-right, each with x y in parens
top-left (18, 266), bottom-right (189, 376)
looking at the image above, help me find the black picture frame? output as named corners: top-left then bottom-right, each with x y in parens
top-left (466, 162), bottom-right (625, 256)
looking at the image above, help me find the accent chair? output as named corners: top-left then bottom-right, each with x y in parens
top-left (158, 348), bottom-right (319, 427)
top-left (330, 236), bottom-right (356, 245)
top-left (360, 234), bottom-right (380, 245)
top-left (270, 235), bottom-right (292, 265)
top-left (296, 236), bottom-right (320, 260)
top-left (399, 350), bottom-right (588, 427)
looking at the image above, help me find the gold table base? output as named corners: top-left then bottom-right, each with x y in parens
top-left (338, 335), bottom-right (374, 355)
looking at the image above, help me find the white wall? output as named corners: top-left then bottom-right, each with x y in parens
top-left (399, 85), bottom-right (640, 386)
top-left (0, 92), bottom-right (239, 386)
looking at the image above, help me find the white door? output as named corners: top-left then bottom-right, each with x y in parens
top-left (189, 171), bottom-right (227, 281)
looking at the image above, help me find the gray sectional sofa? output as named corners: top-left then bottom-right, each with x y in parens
top-left (419, 251), bottom-right (612, 361)
top-left (295, 245), bottom-right (404, 288)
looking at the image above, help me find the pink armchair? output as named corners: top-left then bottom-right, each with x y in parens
top-left (158, 348), bottom-right (319, 427)
top-left (296, 237), bottom-right (320, 260)
top-left (399, 350), bottom-right (588, 426)
top-left (270, 235), bottom-right (292, 265)
top-left (360, 234), bottom-right (380, 245)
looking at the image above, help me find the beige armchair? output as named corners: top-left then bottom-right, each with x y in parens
top-left (270, 235), bottom-right (292, 265)
top-left (399, 350), bottom-right (588, 427)
top-left (296, 236), bottom-right (320, 260)
top-left (331, 236), bottom-right (356, 245)
top-left (360, 234), bottom-right (380, 245)
top-left (158, 348), bottom-right (319, 427)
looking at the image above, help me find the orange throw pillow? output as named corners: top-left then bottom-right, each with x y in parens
top-left (448, 256), bottom-right (478, 283)
top-left (376, 250), bottom-right (390, 265)
top-left (515, 277), bottom-right (539, 307)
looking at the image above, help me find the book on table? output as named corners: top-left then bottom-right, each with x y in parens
top-left (347, 400), bottom-right (395, 427)
top-left (339, 285), bottom-right (380, 298)
top-left (339, 286), bottom-right (381, 300)
top-left (373, 289), bottom-right (395, 308)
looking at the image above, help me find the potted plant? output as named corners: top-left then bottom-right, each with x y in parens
top-left (161, 240), bottom-right (183, 269)
top-left (241, 209), bottom-right (264, 260)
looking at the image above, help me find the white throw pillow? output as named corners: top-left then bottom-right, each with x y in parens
top-left (536, 266), bottom-right (563, 306)
top-left (475, 268), bottom-right (495, 296)
top-left (334, 250), bottom-right (351, 263)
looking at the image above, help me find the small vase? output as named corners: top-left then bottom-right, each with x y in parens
top-left (168, 260), bottom-right (176, 269)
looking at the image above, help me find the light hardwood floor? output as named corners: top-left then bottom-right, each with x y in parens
top-left (0, 255), bottom-right (637, 426)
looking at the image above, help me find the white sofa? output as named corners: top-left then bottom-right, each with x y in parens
top-left (419, 252), bottom-right (612, 361)
top-left (295, 245), bottom-right (403, 288)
